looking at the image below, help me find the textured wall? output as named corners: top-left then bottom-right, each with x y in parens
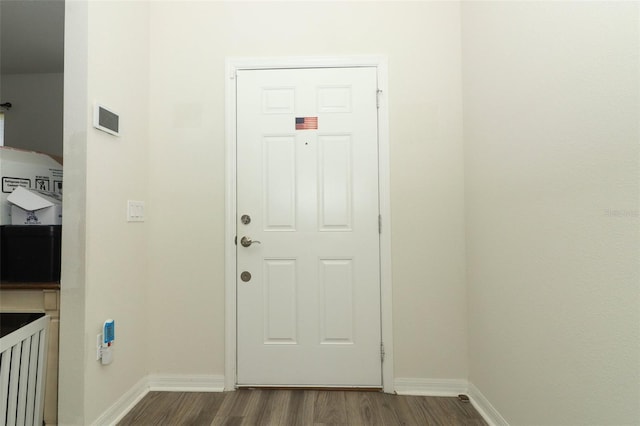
top-left (147, 1), bottom-right (467, 381)
top-left (463, 2), bottom-right (640, 424)
top-left (60, 1), bottom-right (151, 424)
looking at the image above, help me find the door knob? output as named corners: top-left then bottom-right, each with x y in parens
top-left (240, 236), bottom-right (261, 247)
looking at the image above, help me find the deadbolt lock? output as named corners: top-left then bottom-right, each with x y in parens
top-left (241, 214), bottom-right (251, 225)
top-left (240, 271), bottom-right (252, 282)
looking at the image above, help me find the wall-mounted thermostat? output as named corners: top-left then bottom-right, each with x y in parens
top-left (93, 104), bottom-right (120, 136)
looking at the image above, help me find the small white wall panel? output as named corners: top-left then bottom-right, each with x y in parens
top-left (318, 135), bottom-right (352, 231)
top-left (263, 136), bottom-right (297, 230)
top-left (319, 259), bottom-right (354, 344)
top-left (263, 259), bottom-right (298, 344)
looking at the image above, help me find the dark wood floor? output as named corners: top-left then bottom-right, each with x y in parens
top-left (118, 389), bottom-right (488, 425)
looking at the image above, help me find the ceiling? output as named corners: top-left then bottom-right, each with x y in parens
top-left (1, 0), bottom-right (65, 75)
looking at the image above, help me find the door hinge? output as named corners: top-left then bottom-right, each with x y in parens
top-left (378, 215), bottom-right (382, 234)
top-left (376, 89), bottom-right (382, 109)
top-left (380, 342), bottom-right (385, 362)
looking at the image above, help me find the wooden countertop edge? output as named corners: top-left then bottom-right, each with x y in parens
top-left (1, 282), bottom-right (61, 290)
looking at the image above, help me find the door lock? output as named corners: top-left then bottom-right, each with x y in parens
top-left (240, 236), bottom-right (261, 247)
top-left (240, 271), bottom-right (252, 282)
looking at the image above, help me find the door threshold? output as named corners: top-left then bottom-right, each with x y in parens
top-left (236, 385), bottom-right (382, 392)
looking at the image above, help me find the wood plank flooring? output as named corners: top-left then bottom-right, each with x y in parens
top-left (117, 389), bottom-right (488, 425)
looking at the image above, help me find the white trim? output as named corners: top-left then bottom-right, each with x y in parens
top-left (468, 382), bottom-right (510, 426)
top-left (394, 378), bottom-right (469, 397)
top-left (227, 55), bottom-right (387, 71)
top-left (393, 378), bottom-right (506, 426)
top-left (91, 374), bottom-right (225, 426)
top-left (225, 55), bottom-right (394, 393)
top-left (91, 376), bottom-right (149, 426)
top-left (224, 56), bottom-right (239, 393)
top-left (375, 60), bottom-right (394, 394)
top-left (148, 374), bottom-right (225, 392)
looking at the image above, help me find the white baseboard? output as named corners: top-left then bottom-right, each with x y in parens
top-left (394, 377), bottom-right (468, 397)
top-left (91, 374), bottom-right (225, 426)
top-left (393, 378), bottom-right (508, 426)
top-left (91, 376), bottom-right (149, 426)
top-left (148, 374), bottom-right (225, 392)
top-left (93, 375), bottom-right (506, 426)
top-left (468, 382), bottom-right (509, 426)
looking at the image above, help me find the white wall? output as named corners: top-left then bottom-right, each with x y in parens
top-left (59, 2), bottom-right (467, 422)
top-left (462, 2), bottom-right (640, 424)
top-left (60, 1), bottom-right (640, 424)
top-left (147, 1), bottom-right (467, 381)
top-left (60, 1), bottom-right (150, 424)
top-left (1, 73), bottom-right (63, 157)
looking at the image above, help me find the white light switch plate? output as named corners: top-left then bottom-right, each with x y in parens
top-left (127, 200), bottom-right (145, 222)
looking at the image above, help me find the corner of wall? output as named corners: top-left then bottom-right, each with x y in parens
top-left (58, 0), bottom-right (89, 423)
top-left (468, 383), bottom-right (509, 426)
top-left (91, 374), bottom-right (225, 425)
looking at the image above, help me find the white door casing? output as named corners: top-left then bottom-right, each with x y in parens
top-left (237, 67), bottom-right (379, 386)
top-left (225, 56), bottom-right (394, 392)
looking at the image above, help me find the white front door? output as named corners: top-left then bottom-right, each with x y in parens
top-left (236, 67), bottom-right (381, 387)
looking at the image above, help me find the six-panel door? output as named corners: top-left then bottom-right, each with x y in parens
top-left (236, 67), bottom-right (381, 387)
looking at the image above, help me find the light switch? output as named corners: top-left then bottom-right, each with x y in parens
top-left (127, 200), bottom-right (145, 222)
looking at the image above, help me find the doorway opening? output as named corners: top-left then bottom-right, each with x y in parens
top-left (225, 56), bottom-right (393, 393)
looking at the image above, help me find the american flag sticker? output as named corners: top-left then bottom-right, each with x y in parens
top-left (295, 117), bottom-right (318, 130)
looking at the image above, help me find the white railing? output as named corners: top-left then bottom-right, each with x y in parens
top-left (0, 314), bottom-right (50, 426)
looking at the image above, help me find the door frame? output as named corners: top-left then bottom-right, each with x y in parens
top-left (224, 56), bottom-right (394, 393)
